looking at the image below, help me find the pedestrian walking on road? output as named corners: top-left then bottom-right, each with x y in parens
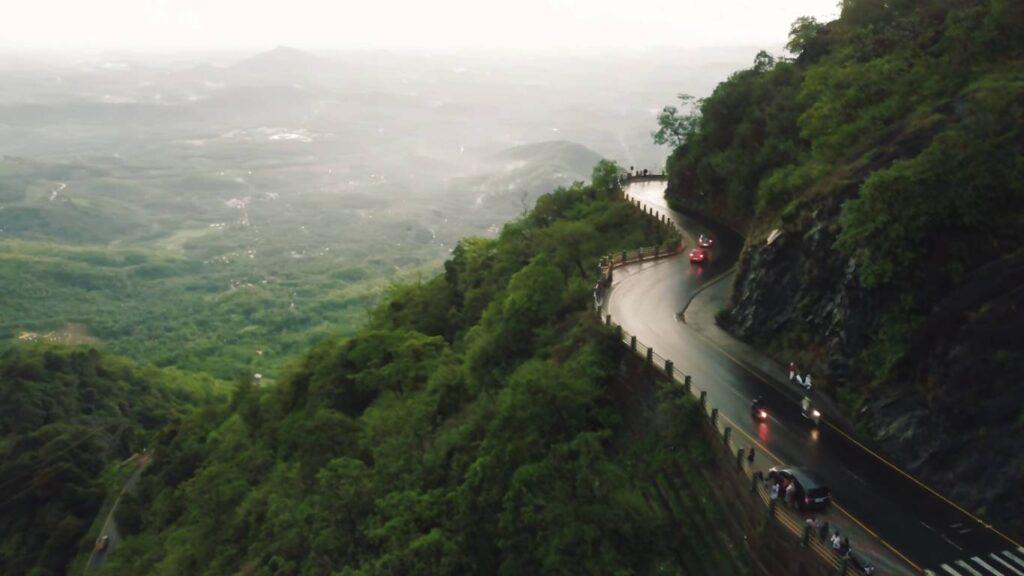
top-left (801, 373), bottom-right (812, 391)
top-left (785, 482), bottom-right (795, 507)
top-left (788, 361), bottom-right (798, 382)
top-left (770, 482), bottom-right (779, 502)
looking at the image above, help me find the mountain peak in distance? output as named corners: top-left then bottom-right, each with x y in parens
top-left (230, 46), bottom-right (325, 78)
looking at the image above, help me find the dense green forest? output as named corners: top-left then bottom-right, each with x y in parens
top-left (0, 132), bottom-right (608, 382)
top-left (0, 152), bottom-right (454, 381)
top-left (657, 0), bottom-right (1024, 534)
top-left (0, 234), bottom-right (415, 381)
top-left (70, 162), bottom-right (751, 575)
top-left (0, 346), bottom-right (224, 575)
top-left (659, 0), bottom-right (1024, 371)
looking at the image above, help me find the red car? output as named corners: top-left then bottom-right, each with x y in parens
top-left (689, 247), bottom-right (709, 264)
top-left (698, 234), bottom-right (714, 248)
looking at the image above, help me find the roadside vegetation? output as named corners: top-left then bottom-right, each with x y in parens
top-left (0, 345), bottom-right (225, 576)
top-left (657, 0), bottom-right (1024, 535)
top-left (659, 0), bottom-right (1024, 382)
top-left (69, 162), bottom-right (756, 576)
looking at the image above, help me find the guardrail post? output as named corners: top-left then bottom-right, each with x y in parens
top-left (646, 348), bottom-right (653, 364)
top-left (699, 390), bottom-right (706, 409)
top-left (802, 522), bottom-right (812, 547)
top-left (747, 447), bottom-right (755, 466)
top-left (750, 474), bottom-right (759, 494)
top-left (711, 408), bottom-right (718, 426)
top-left (615, 325), bottom-right (623, 340)
top-left (665, 360), bottom-right (673, 378)
top-left (736, 448), bottom-right (745, 469)
top-left (630, 335), bottom-right (637, 351)
top-left (723, 426), bottom-right (731, 446)
top-left (684, 375), bottom-right (692, 394)
top-left (604, 314), bottom-right (611, 325)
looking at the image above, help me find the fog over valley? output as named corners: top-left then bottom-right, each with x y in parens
top-left (0, 46), bottom-right (754, 377)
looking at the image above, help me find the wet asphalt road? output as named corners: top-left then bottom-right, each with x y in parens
top-left (607, 180), bottom-right (1021, 574)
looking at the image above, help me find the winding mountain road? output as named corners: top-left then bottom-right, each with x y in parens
top-left (606, 179), bottom-right (1023, 576)
top-left (85, 454), bottom-right (150, 573)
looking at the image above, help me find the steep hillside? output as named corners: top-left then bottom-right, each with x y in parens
top-left (0, 345), bottom-right (224, 576)
top-left (92, 163), bottom-right (759, 575)
top-left (660, 0), bottom-right (1024, 535)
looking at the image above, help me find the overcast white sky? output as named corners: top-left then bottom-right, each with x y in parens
top-left (1, 0), bottom-right (840, 52)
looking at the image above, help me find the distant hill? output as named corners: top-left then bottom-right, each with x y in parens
top-left (493, 140), bottom-right (603, 167)
top-left (227, 46), bottom-right (333, 84)
top-left (455, 140), bottom-right (604, 216)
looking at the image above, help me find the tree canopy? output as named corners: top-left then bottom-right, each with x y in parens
top-left (86, 165), bottom-right (742, 576)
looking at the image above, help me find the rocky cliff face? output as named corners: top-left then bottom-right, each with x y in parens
top-left (723, 191), bottom-right (875, 383)
top-left (868, 254), bottom-right (1024, 531)
top-left (660, 0), bottom-right (1024, 542)
top-left (718, 200), bottom-right (1024, 537)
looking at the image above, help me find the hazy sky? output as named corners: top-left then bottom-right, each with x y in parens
top-left (2, 0), bottom-right (839, 52)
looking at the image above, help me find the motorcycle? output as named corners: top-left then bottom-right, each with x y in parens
top-left (800, 397), bottom-right (821, 425)
top-left (751, 399), bottom-right (768, 423)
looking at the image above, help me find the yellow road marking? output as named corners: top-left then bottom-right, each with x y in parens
top-left (832, 500), bottom-right (924, 573)
top-left (821, 419), bottom-right (1023, 549)
top-left (685, 324), bottom-right (1021, 549)
top-left (619, 186), bottom-right (1020, 570)
top-left (616, 283), bottom-right (925, 571)
top-left (682, 326), bottom-right (931, 574)
top-left (719, 405), bottom-right (923, 572)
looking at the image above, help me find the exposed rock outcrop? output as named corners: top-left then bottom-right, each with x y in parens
top-left (715, 200), bottom-right (1024, 537)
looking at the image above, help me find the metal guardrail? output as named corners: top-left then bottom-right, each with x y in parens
top-left (619, 172), bottom-right (668, 183)
top-left (591, 188), bottom-right (685, 311)
top-left (593, 178), bottom-right (855, 575)
top-left (596, 311), bottom-right (850, 574)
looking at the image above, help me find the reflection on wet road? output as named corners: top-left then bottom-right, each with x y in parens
top-left (607, 179), bottom-right (1020, 574)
